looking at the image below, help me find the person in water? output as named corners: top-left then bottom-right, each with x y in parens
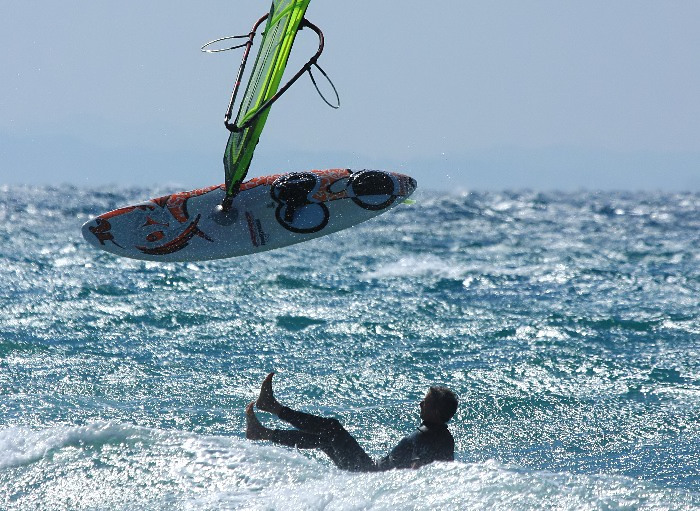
top-left (245, 372), bottom-right (458, 472)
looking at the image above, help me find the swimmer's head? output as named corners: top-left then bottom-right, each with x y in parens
top-left (420, 386), bottom-right (458, 424)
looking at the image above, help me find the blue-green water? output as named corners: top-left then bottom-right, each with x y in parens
top-left (1, 185), bottom-right (699, 510)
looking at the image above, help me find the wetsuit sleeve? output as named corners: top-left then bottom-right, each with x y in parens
top-left (435, 433), bottom-right (454, 463)
top-left (375, 436), bottom-right (415, 471)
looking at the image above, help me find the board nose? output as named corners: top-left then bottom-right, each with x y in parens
top-left (81, 219), bottom-right (97, 246)
top-left (81, 217), bottom-right (115, 249)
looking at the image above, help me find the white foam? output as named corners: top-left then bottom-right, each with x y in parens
top-left (2, 424), bottom-right (696, 510)
top-left (0, 422), bottom-right (139, 469)
top-left (362, 256), bottom-right (466, 280)
top-left (188, 458), bottom-right (696, 511)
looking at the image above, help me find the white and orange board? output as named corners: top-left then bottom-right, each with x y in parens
top-left (81, 169), bottom-right (417, 262)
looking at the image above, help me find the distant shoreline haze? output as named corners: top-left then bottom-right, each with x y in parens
top-left (0, 132), bottom-right (698, 192)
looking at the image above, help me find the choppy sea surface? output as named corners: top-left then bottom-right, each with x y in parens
top-left (1, 184), bottom-right (699, 510)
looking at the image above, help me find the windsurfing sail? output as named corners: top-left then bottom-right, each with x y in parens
top-left (221, 0), bottom-right (311, 206)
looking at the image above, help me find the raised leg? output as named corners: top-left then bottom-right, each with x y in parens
top-left (256, 372), bottom-right (283, 415)
top-left (256, 372), bottom-right (343, 434)
top-left (249, 374), bottom-right (377, 471)
top-left (246, 401), bottom-right (325, 449)
top-left (245, 402), bottom-right (270, 440)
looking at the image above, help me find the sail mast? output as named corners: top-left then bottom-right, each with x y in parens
top-left (222, 0), bottom-right (311, 207)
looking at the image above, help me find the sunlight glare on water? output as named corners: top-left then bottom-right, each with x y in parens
top-left (0, 186), bottom-right (699, 510)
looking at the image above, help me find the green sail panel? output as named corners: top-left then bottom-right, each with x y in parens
top-left (223, 0), bottom-right (310, 198)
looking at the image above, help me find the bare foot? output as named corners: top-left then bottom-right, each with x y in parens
top-left (245, 402), bottom-right (268, 440)
top-left (256, 372), bottom-right (283, 415)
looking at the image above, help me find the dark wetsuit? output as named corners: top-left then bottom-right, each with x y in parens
top-left (267, 406), bottom-right (454, 472)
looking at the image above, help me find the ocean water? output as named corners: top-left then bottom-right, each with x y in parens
top-left (0, 184), bottom-right (699, 510)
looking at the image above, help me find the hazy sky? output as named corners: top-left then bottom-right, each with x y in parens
top-left (2, 1), bottom-right (699, 191)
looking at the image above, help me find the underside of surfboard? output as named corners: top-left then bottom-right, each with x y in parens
top-left (81, 169), bottom-right (417, 262)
